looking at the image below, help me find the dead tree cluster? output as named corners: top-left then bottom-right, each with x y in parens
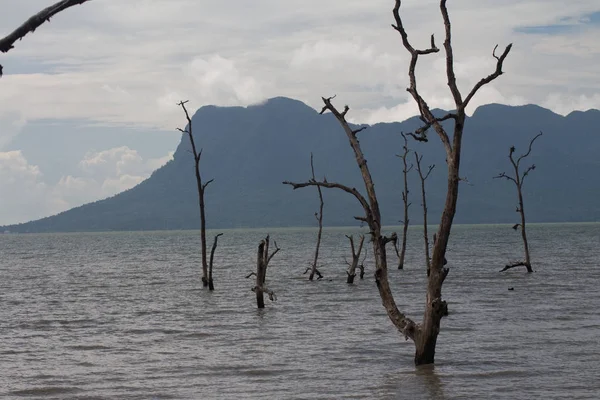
top-left (0, 0), bottom-right (92, 77)
top-left (494, 132), bottom-right (542, 273)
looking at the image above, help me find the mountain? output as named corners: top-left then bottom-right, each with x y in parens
top-left (3, 97), bottom-right (600, 232)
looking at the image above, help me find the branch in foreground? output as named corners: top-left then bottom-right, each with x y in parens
top-left (0, 0), bottom-right (92, 76)
top-left (283, 179), bottom-right (371, 221)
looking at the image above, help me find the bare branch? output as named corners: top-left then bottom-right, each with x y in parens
top-left (516, 132), bottom-right (543, 166)
top-left (0, 0), bottom-right (92, 76)
top-left (267, 240), bottom-right (280, 265)
top-left (439, 0), bottom-right (463, 107)
top-left (202, 178), bottom-right (214, 191)
top-left (391, 1), bottom-right (453, 153)
top-left (245, 272), bottom-right (256, 279)
top-left (352, 126), bottom-right (368, 135)
top-left (493, 172), bottom-right (517, 185)
top-left (462, 43), bottom-right (512, 109)
top-left (283, 179), bottom-right (371, 221)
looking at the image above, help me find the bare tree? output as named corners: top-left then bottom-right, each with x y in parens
top-left (208, 233), bottom-right (223, 290)
top-left (344, 234), bottom-right (365, 284)
top-left (248, 235), bottom-right (280, 309)
top-left (414, 152), bottom-right (435, 276)
top-left (284, 0), bottom-right (511, 365)
top-left (393, 133), bottom-right (413, 269)
top-left (1, 0), bottom-right (92, 77)
top-left (306, 153), bottom-right (324, 280)
top-left (494, 132), bottom-right (542, 273)
top-left (177, 100), bottom-right (213, 288)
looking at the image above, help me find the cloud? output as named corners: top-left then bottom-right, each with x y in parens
top-left (0, 112), bottom-right (27, 150)
top-left (0, 147), bottom-right (173, 225)
top-left (1, 0), bottom-right (599, 130)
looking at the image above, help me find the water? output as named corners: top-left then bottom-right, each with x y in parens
top-left (1, 224), bottom-right (599, 399)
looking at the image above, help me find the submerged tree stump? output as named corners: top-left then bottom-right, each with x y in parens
top-left (345, 234), bottom-right (365, 284)
top-left (208, 233), bottom-right (223, 291)
top-left (250, 235), bottom-right (280, 309)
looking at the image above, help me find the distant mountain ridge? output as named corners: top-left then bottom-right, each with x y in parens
top-left (3, 97), bottom-right (600, 232)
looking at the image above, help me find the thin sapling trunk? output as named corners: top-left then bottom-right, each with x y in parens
top-left (414, 152), bottom-right (435, 276)
top-left (308, 153), bottom-right (324, 280)
top-left (208, 233), bottom-right (223, 291)
top-left (494, 132), bottom-right (542, 273)
top-left (393, 133), bottom-right (413, 269)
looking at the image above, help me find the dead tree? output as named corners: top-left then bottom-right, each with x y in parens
top-left (393, 133), bottom-right (413, 269)
top-left (284, 0), bottom-right (511, 365)
top-left (494, 132), bottom-right (542, 273)
top-left (414, 152), bottom-right (435, 276)
top-left (208, 233), bottom-right (223, 290)
top-left (358, 247), bottom-right (367, 279)
top-left (177, 100), bottom-right (213, 288)
top-left (307, 153), bottom-right (324, 280)
top-left (0, 0), bottom-right (92, 77)
top-left (249, 235), bottom-right (280, 309)
top-left (344, 234), bottom-right (365, 284)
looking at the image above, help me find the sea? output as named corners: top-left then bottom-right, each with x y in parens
top-left (1, 223), bottom-right (599, 399)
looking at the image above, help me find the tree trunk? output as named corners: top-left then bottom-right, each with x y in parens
top-left (517, 183), bottom-right (533, 273)
top-left (415, 153), bottom-right (434, 276)
top-left (208, 233), bottom-right (223, 291)
top-left (177, 100), bottom-right (213, 287)
top-left (495, 132), bottom-right (541, 273)
top-left (198, 178), bottom-right (209, 287)
top-left (397, 133), bottom-right (411, 269)
top-left (251, 236), bottom-right (280, 309)
top-left (256, 241), bottom-right (266, 309)
top-left (345, 234), bottom-right (364, 284)
top-left (309, 153), bottom-right (324, 281)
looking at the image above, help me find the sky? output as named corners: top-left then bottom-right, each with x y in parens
top-left (1, 0), bottom-right (599, 225)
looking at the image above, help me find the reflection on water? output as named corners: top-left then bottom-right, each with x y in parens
top-left (1, 224), bottom-right (599, 399)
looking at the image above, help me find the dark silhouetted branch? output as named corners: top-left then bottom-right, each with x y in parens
top-left (0, 0), bottom-right (92, 77)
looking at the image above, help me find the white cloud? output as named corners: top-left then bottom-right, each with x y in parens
top-left (0, 112), bottom-right (27, 150)
top-left (1, 0), bottom-right (599, 130)
top-left (0, 147), bottom-right (173, 225)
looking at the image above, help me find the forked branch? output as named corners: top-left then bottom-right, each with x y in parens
top-left (462, 42), bottom-right (513, 109)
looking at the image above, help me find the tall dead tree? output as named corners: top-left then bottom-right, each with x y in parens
top-left (284, 0), bottom-right (511, 365)
top-left (414, 152), bottom-right (435, 276)
top-left (393, 133), bottom-right (413, 269)
top-left (494, 132), bottom-right (542, 273)
top-left (0, 0), bottom-right (92, 77)
top-left (249, 235), bottom-right (280, 309)
top-left (306, 153), bottom-right (324, 280)
top-left (177, 100), bottom-right (213, 288)
top-left (345, 234), bottom-right (365, 284)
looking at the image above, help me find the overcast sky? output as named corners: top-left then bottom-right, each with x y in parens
top-left (1, 0), bottom-right (599, 225)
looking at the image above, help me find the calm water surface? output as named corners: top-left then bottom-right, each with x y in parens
top-left (1, 224), bottom-right (599, 399)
